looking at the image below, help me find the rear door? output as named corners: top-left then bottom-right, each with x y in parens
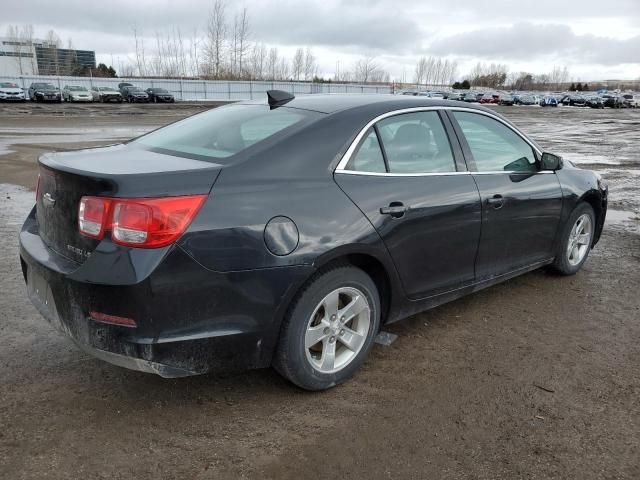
top-left (335, 109), bottom-right (481, 299)
top-left (448, 110), bottom-right (563, 279)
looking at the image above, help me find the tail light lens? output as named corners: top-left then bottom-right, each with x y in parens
top-left (78, 195), bottom-right (206, 248)
top-left (79, 196), bottom-right (112, 238)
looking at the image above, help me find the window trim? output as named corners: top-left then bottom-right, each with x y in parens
top-left (335, 106), bottom-right (543, 177)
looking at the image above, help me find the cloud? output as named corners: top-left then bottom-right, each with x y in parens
top-left (428, 23), bottom-right (640, 66)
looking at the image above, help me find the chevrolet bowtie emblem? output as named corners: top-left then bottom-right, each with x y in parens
top-left (42, 192), bottom-right (56, 207)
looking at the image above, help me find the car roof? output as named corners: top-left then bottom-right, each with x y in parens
top-left (239, 94), bottom-right (492, 115)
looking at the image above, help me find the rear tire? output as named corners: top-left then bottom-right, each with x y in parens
top-left (273, 265), bottom-right (381, 391)
top-left (550, 203), bottom-right (596, 275)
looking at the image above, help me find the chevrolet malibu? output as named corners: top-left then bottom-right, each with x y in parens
top-left (20, 92), bottom-right (607, 390)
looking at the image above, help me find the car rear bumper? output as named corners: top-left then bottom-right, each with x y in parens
top-left (20, 208), bottom-right (312, 377)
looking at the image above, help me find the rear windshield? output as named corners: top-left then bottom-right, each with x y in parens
top-left (133, 104), bottom-right (317, 162)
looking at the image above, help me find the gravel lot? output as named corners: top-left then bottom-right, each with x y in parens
top-left (1, 102), bottom-right (639, 479)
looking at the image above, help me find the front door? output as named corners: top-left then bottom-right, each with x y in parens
top-left (448, 110), bottom-right (563, 279)
top-left (335, 110), bottom-right (482, 299)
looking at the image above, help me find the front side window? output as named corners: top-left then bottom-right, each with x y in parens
top-left (452, 112), bottom-right (537, 173)
top-left (134, 104), bottom-right (315, 163)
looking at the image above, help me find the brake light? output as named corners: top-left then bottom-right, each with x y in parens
top-left (78, 195), bottom-right (206, 248)
top-left (79, 197), bottom-right (112, 238)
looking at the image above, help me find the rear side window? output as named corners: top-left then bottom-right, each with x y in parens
top-left (376, 111), bottom-right (456, 173)
top-left (345, 128), bottom-right (386, 173)
top-left (452, 112), bottom-right (537, 173)
top-left (134, 105), bottom-right (315, 162)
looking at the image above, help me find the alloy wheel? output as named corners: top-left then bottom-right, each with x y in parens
top-left (304, 287), bottom-right (371, 374)
top-left (567, 213), bottom-right (592, 266)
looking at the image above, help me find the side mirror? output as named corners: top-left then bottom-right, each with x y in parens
top-left (541, 152), bottom-right (563, 171)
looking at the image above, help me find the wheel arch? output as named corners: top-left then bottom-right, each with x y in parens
top-left (577, 189), bottom-right (606, 246)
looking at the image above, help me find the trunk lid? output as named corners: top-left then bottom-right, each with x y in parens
top-left (36, 144), bottom-right (220, 264)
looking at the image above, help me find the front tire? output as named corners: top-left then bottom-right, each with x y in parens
top-left (550, 203), bottom-right (595, 275)
top-left (274, 265), bottom-right (381, 390)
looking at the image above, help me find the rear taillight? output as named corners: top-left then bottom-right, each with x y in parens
top-left (79, 196), bottom-right (112, 238)
top-left (78, 195), bottom-right (206, 248)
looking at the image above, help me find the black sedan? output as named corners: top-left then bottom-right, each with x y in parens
top-left (121, 86), bottom-right (149, 103)
top-left (146, 88), bottom-right (175, 103)
top-left (28, 82), bottom-right (62, 102)
top-left (602, 94), bottom-right (624, 108)
top-left (20, 92), bottom-right (607, 390)
top-left (562, 95), bottom-right (587, 107)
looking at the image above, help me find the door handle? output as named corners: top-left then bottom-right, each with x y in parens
top-left (486, 194), bottom-right (504, 209)
top-left (380, 202), bottom-right (409, 218)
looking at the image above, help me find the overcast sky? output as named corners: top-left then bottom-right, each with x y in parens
top-left (2, 0), bottom-right (639, 81)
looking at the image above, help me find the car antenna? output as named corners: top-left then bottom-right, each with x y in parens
top-left (267, 90), bottom-right (294, 109)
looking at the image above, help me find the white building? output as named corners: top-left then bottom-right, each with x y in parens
top-left (0, 38), bottom-right (38, 76)
top-left (0, 37), bottom-right (96, 77)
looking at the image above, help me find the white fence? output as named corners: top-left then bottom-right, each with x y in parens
top-left (0, 74), bottom-right (393, 101)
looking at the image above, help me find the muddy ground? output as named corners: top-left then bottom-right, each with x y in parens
top-left (0, 102), bottom-right (639, 479)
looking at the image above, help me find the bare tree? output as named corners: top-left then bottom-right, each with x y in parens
top-left (303, 47), bottom-right (317, 80)
top-left (249, 42), bottom-right (267, 80)
top-left (205, 0), bottom-right (227, 78)
top-left (132, 25), bottom-right (147, 76)
top-left (353, 56), bottom-right (386, 83)
top-left (414, 57), bottom-right (427, 86)
top-left (5, 25), bottom-right (25, 75)
top-left (266, 47), bottom-right (278, 80)
top-left (278, 56), bottom-right (290, 80)
top-left (291, 47), bottom-right (304, 80)
top-left (236, 7), bottom-right (250, 79)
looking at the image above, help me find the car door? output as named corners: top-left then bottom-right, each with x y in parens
top-left (334, 109), bottom-right (482, 299)
top-left (447, 110), bottom-right (563, 279)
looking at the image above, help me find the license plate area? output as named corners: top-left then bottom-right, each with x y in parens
top-left (26, 267), bottom-right (63, 330)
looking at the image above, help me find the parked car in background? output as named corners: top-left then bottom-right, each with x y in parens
top-left (417, 91), bottom-right (445, 99)
top-left (447, 92), bottom-right (464, 101)
top-left (117, 82), bottom-right (134, 94)
top-left (517, 95), bottom-right (538, 106)
top-left (562, 95), bottom-right (587, 107)
top-left (62, 85), bottom-right (93, 103)
top-left (463, 92), bottom-right (478, 102)
top-left (20, 92), bottom-right (607, 390)
top-left (585, 96), bottom-right (604, 109)
top-left (90, 86), bottom-right (123, 103)
top-left (540, 96), bottom-right (559, 107)
top-left (145, 88), bottom-right (175, 103)
top-left (121, 86), bottom-right (150, 103)
top-left (621, 94), bottom-right (637, 108)
top-left (498, 94), bottom-right (514, 106)
top-left (479, 93), bottom-right (499, 104)
top-left (28, 83), bottom-right (62, 102)
top-left (0, 82), bottom-right (26, 101)
top-left (602, 94), bottom-right (624, 108)
top-left (629, 94), bottom-right (640, 108)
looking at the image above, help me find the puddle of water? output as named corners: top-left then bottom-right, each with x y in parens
top-left (563, 154), bottom-right (621, 166)
top-left (0, 126), bottom-right (154, 156)
top-left (605, 209), bottom-right (640, 233)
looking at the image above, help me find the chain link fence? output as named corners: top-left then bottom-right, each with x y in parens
top-left (0, 74), bottom-right (394, 101)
